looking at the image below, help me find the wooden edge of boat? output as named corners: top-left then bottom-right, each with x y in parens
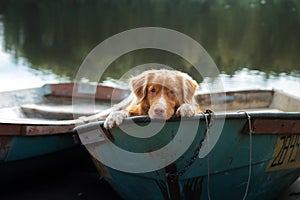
top-left (47, 82), bottom-right (130, 101)
top-left (0, 111), bottom-right (104, 136)
top-left (0, 118), bottom-right (77, 136)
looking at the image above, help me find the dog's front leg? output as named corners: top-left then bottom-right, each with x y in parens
top-left (176, 103), bottom-right (197, 117)
top-left (103, 110), bottom-right (129, 129)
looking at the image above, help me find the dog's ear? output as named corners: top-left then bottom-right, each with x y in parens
top-left (182, 76), bottom-right (198, 104)
top-left (130, 73), bottom-right (147, 102)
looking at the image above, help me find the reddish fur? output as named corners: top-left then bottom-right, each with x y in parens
top-left (126, 69), bottom-right (200, 119)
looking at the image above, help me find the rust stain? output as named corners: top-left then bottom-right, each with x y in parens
top-left (145, 149), bottom-right (155, 153)
top-left (0, 137), bottom-right (12, 161)
top-left (91, 157), bottom-right (112, 179)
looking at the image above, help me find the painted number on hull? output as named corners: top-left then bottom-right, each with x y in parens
top-left (266, 135), bottom-right (300, 172)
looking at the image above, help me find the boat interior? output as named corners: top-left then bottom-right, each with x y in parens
top-left (196, 90), bottom-right (300, 113)
top-left (0, 84), bottom-right (124, 121)
top-left (1, 86), bottom-right (300, 122)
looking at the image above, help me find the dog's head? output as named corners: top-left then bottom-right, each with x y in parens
top-left (130, 69), bottom-right (198, 119)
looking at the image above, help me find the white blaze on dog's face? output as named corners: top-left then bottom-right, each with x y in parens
top-left (130, 69), bottom-right (198, 119)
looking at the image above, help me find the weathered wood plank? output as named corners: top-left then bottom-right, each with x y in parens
top-left (243, 119), bottom-right (300, 134)
top-left (196, 90), bottom-right (274, 111)
top-left (48, 83), bottom-right (129, 102)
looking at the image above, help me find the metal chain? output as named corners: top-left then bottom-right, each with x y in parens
top-left (166, 110), bottom-right (215, 180)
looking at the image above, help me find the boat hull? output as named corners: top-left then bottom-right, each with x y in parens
top-left (0, 133), bottom-right (75, 162)
top-left (99, 162), bottom-right (300, 200)
top-left (75, 113), bottom-right (300, 200)
top-left (0, 83), bottom-right (129, 180)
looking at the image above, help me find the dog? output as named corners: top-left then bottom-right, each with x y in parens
top-left (103, 69), bottom-right (200, 129)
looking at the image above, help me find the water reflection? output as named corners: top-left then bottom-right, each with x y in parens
top-left (201, 68), bottom-right (300, 97)
top-left (0, 47), bottom-right (68, 92)
top-left (0, 0), bottom-right (299, 94)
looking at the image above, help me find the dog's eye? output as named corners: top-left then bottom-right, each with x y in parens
top-left (170, 90), bottom-right (175, 95)
top-left (150, 88), bottom-right (156, 93)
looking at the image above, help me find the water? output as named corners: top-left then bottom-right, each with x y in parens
top-left (0, 18), bottom-right (68, 91)
top-left (0, 49), bottom-right (66, 92)
top-left (0, 0), bottom-right (299, 97)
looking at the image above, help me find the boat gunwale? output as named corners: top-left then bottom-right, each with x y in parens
top-left (117, 112), bottom-right (300, 124)
top-left (2, 112), bottom-right (300, 136)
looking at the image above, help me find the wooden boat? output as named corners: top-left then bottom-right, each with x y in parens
top-left (74, 89), bottom-right (300, 200)
top-left (0, 83), bottom-right (129, 181)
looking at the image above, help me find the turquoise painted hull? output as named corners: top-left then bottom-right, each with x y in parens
top-left (0, 134), bottom-right (75, 162)
top-left (0, 133), bottom-right (92, 182)
top-left (75, 113), bottom-right (300, 200)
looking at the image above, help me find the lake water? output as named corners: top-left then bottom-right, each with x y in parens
top-left (0, 1), bottom-right (300, 199)
top-left (0, 0), bottom-right (299, 98)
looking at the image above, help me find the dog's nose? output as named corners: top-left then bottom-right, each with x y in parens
top-left (154, 105), bottom-right (165, 116)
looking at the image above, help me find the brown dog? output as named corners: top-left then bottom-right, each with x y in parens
top-left (103, 69), bottom-right (200, 129)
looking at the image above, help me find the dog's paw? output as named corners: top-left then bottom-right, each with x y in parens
top-left (103, 111), bottom-right (129, 129)
top-left (176, 104), bottom-right (196, 117)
